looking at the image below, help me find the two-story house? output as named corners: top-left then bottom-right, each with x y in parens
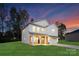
top-left (22, 20), bottom-right (58, 45)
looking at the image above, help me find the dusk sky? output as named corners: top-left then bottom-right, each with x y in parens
top-left (4, 3), bottom-right (79, 28)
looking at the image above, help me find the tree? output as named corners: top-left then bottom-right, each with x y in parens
top-left (4, 16), bottom-right (14, 41)
top-left (0, 3), bottom-right (5, 40)
top-left (10, 7), bottom-right (18, 40)
top-left (19, 9), bottom-right (30, 39)
top-left (10, 7), bottom-right (30, 40)
top-left (19, 9), bottom-right (29, 29)
top-left (55, 21), bottom-right (66, 40)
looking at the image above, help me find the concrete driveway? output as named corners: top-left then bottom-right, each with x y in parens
top-left (53, 44), bottom-right (79, 49)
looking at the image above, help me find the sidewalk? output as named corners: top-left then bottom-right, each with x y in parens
top-left (53, 44), bottom-right (79, 49)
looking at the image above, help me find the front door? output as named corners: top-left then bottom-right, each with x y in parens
top-left (40, 35), bottom-right (45, 44)
top-left (30, 34), bottom-right (48, 45)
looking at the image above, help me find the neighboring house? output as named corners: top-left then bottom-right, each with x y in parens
top-left (22, 20), bottom-right (58, 45)
top-left (65, 29), bottom-right (79, 41)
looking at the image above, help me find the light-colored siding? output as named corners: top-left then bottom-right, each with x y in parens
top-left (22, 23), bottom-right (58, 45)
top-left (28, 24), bottom-right (58, 37)
top-left (28, 24), bottom-right (46, 34)
top-left (46, 24), bottom-right (58, 36)
top-left (48, 36), bottom-right (58, 44)
top-left (33, 20), bottom-right (49, 27)
top-left (22, 26), bottom-right (29, 44)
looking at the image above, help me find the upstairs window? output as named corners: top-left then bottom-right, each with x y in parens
top-left (33, 26), bottom-right (36, 32)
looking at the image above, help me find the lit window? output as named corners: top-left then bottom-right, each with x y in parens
top-left (37, 27), bottom-right (40, 32)
top-left (41, 28), bottom-right (45, 32)
top-left (52, 29), bottom-right (55, 32)
top-left (33, 26), bottom-right (36, 32)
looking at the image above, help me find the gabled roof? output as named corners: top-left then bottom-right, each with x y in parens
top-left (65, 27), bottom-right (79, 34)
top-left (22, 19), bottom-right (50, 30)
top-left (31, 19), bottom-right (49, 27)
top-left (66, 29), bottom-right (79, 34)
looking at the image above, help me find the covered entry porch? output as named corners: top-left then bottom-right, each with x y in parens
top-left (29, 33), bottom-right (58, 45)
top-left (29, 33), bottom-right (48, 45)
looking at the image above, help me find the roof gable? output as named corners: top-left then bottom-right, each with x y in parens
top-left (32, 20), bottom-right (49, 27)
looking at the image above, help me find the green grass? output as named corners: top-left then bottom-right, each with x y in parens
top-left (0, 41), bottom-right (79, 56)
top-left (59, 40), bottom-right (79, 46)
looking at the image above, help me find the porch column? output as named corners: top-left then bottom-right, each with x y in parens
top-left (29, 35), bottom-right (32, 45)
top-left (45, 35), bottom-right (48, 44)
top-left (45, 36), bottom-right (46, 45)
top-left (39, 35), bottom-right (41, 45)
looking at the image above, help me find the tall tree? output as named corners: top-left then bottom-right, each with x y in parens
top-left (55, 21), bottom-right (66, 40)
top-left (0, 3), bottom-right (5, 40)
top-left (19, 9), bottom-right (30, 39)
top-left (10, 7), bottom-right (30, 40)
top-left (10, 7), bottom-right (18, 40)
top-left (19, 9), bottom-right (29, 29)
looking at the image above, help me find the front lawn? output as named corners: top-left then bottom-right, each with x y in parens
top-left (0, 41), bottom-right (79, 56)
top-left (59, 40), bottom-right (79, 46)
